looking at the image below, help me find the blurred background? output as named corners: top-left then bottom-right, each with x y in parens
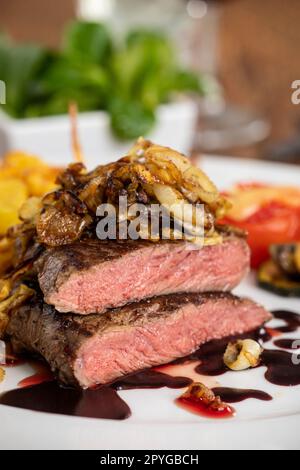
top-left (1, 0), bottom-right (300, 163)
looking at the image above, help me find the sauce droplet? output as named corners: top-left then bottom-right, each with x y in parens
top-left (114, 370), bottom-right (192, 390)
top-left (261, 349), bottom-right (300, 386)
top-left (176, 383), bottom-right (235, 420)
top-left (0, 382), bottom-right (131, 421)
top-left (212, 387), bottom-right (272, 403)
top-left (176, 396), bottom-right (235, 419)
top-left (272, 311), bottom-right (300, 333)
top-left (273, 339), bottom-right (300, 350)
top-left (18, 361), bottom-right (54, 388)
top-left (18, 372), bottom-right (54, 388)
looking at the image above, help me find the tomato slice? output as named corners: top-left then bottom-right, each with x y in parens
top-left (222, 202), bottom-right (300, 269)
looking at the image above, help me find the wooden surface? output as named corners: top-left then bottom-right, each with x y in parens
top-left (0, 0), bottom-right (75, 48)
top-left (218, 0), bottom-right (300, 148)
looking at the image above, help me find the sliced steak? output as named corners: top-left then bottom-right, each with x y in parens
top-left (7, 292), bottom-right (271, 388)
top-left (36, 236), bottom-right (250, 315)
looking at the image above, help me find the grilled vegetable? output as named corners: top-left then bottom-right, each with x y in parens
top-left (258, 259), bottom-right (300, 297)
top-left (270, 243), bottom-right (300, 278)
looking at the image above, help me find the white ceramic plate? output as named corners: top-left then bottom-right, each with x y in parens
top-left (0, 156), bottom-right (300, 450)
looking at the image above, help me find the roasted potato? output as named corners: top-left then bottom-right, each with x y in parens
top-left (0, 152), bottom-right (61, 236)
top-left (0, 179), bottom-right (28, 234)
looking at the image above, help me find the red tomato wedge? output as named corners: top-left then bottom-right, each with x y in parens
top-left (221, 185), bottom-right (300, 269)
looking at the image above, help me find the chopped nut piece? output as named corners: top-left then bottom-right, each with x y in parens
top-left (224, 339), bottom-right (263, 371)
top-left (0, 367), bottom-right (5, 383)
top-left (181, 382), bottom-right (229, 412)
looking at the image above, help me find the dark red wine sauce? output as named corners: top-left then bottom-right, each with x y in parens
top-left (0, 366), bottom-right (192, 420)
top-left (212, 387), bottom-right (272, 403)
top-left (18, 361), bottom-right (54, 388)
top-left (261, 349), bottom-right (300, 386)
top-left (273, 339), bottom-right (300, 350)
top-left (176, 395), bottom-right (235, 419)
top-left (271, 310), bottom-right (300, 333)
top-left (0, 382), bottom-right (131, 420)
top-left (194, 328), bottom-right (270, 377)
top-left (193, 311), bottom-right (300, 387)
top-left (265, 328), bottom-right (282, 338)
top-left (114, 370), bottom-right (192, 390)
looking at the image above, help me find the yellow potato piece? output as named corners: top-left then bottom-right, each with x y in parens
top-left (0, 151), bottom-right (60, 273)
top-left (4, 152), bottom-right (46, 171)
top-left (0, 179), bottom-right (28, 234)
top-left (26, 172), bottom-right (58, 197)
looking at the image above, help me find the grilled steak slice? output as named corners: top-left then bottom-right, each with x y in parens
top-left (36, 236), bottom-right (250, 315)
top-left (7, 292), bottom-right (271, 388)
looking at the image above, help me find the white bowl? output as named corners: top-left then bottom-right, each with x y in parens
top-left (0, 100), bottom-right (198, 168)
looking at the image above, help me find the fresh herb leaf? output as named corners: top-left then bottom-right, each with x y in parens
top-left (110, 98), bottom-right (155, 140)
top-left (63, 21), bottom-right (113, 66)
top-left (172, 70), bottom-right (204, 94)
top-left (3, 43), bottom-right (47, 117)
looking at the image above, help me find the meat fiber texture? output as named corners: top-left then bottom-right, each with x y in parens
top-left (36, 236), bottom-right (250, 315)
top-left (7, 292), bottom-right (271, 388)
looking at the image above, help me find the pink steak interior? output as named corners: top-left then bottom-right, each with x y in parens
top-left (50, 238), bottom-right (250, 314)
top-left (74, 296), bottom-right (270, 388)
